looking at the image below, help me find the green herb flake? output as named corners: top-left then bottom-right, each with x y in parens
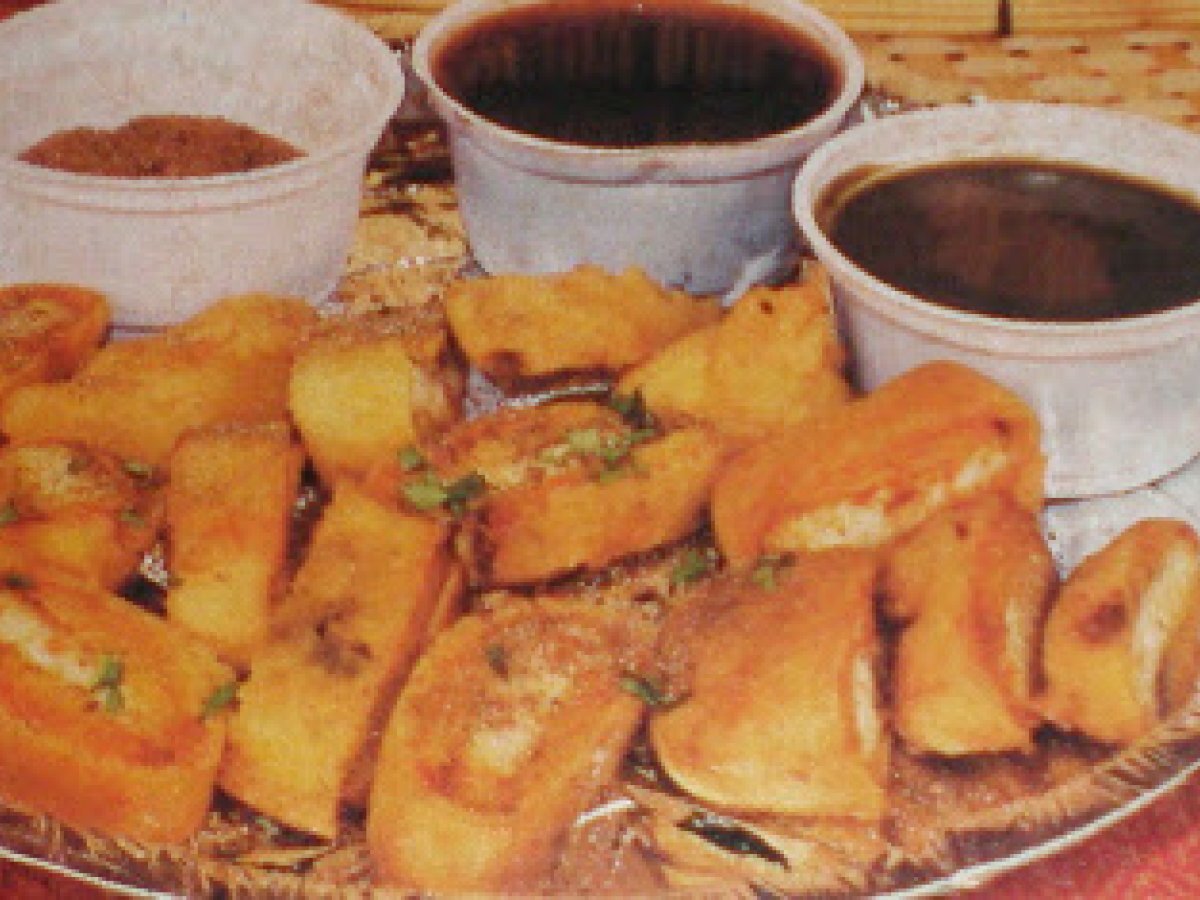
top-left (92, 653), bottom-right (125, 714)
top-left (751, 554), bottom-right (792, 591)
top-left (122, 459), bottom-right (155, 481)
top-left (609, 390), bottom-right (657, 431)
top-left (0, 501), bottom-right (18, 527)
top-left (201, 680), bottom-right (239, 719)
top-left (401, 470), bottom-right (486, 517)
top-left (670, 548), bottom-right (716, 588)
top-left (118, 508), bottom-right (146, 528)
top-left (620, 673), bottom-right (680, 708)
top-left (401, 475), bottom-right (449, 511)
top-left (397, 445), bottom-right (427, 472)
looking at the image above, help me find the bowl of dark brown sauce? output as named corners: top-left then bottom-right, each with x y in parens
top-left (413, 0), bottom-right (864, 296)
top-left (0, 0), bottom-right (404, 328)
top-left (794, 101), bottom-right (1200, 498)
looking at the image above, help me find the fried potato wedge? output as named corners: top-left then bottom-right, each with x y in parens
top-left (445, 265), bottom-right (721, 385)
top-left (0, 442), bottom-right (162, 589)
top-left (883, 494), bottom-right (1055, 756)
top-left (220, 485), bottom-right (459, 838)
top-left (0, 283), bottom-right (109, 405)
top-left (289, 316), bottom-right (462, 485)
top-left (0, 576), bottom-right (233, 843)
top-left (619, 267), bottom-right (850, 442)
top-left (0, 294), bottom-right (316, 465)
top-left (651, 550), bottom-right (887, 819)
top-left (367, 598), bottom-right (656, 892)
top-left (165, 422), bottom-right (303, 667)
top-left (712, 361), bottom-right (1044, 566)
top-left (1041, 518), bottom-right (1200, 746)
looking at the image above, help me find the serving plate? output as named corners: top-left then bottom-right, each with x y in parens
top-left (7, 96), bottom-right (1200, 899)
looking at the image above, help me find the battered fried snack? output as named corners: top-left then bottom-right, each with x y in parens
top-left (651, 550), bottom-right (888, 818)
top-left (444, 265), bottom-right (721, 386)
top-left (367, 598), bottom-right (656, 892)
top-left (0, 294), bottom-right (316, 465)
top-left (1041, 519), bottom-right (1200, 746)
top-left (711, 361), bottom-right (1044, 566)
top-left (164, 422), bottom-right (303, 667)
top-left (288, 315), bottom-right (462, 485)
top-left (883, 494), bottom-right (1056, 756)
top-left (0, 442), bottom-right (162, 589)
top-left (0, 576), bottom-right (233, 844)
top-left (220, 485), bottom-right (459, 838)
top-left (619, 266), bottom-right (850, 442)
top-left (0, 283), bottom-right (109, 405)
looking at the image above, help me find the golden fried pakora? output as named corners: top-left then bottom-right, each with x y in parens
top-left (1040, 518), bottom-right (1200, 746)
top-left (651, 550), bottom-right (887, 819)
top-left (712, 361), bottom-right (1044, 566)
top-left (619, 265), bottom-right (850, 443)
top-left (882, 493), bottom-right (1056, 756)
top-left (165, 422), bottom-right (303, 667)
top-left (445, 265), bottom-right (721, 386)
top-left (0, 575), bottom-right (233, 843)
top-left (0, 283), bottom-right (109, 405)
top-left (0, 294), bottom-right (316, 465)
top-left (367, 597), bottom-right (656, 892)
top-left (219, 485), bottom-right (459, 838)
top-left (0, 441), bottom-right (162, 589)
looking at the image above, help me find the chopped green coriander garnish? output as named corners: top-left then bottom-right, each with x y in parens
top-left (609, 390), bottom-right (657, 431)
top-left (397, 445), bottom-right (427, 472)
top-left (401, 470), bottom-right (486, 517)
top-left (118, 508), bottom-right (146, 527)
top-left (92, 653), bottom-right (125, 714)
top-left (620, 673), bottom-right (681, 708)
top-left (751, 554), bottom-right (792, 591)
top-left (201, 680), bottom-right (239, 719)
top-left (670, 548), bottom-right (717, 587)
top-left (0, 501), bottom-right (18, 527)
top-left (122, 459), bottom-right (155, 481)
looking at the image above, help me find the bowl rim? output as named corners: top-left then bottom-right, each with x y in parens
top-left (793, 100), bottom-right (1200, 358)
top-left (0, 0), bottom-right (405, 198)
top-left (411, 0), bottom-right (866, 181)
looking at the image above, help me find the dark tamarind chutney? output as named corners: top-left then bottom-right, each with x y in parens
top-left (818, 158), bottom-right (1200, 322)
top-left (430, 0), bottom-right (842, 147)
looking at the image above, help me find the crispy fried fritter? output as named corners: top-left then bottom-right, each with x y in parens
top-left (0, 441), bottom-right (162, 589)
top-left (445, 265), bottom-right (721, 386)
top-left (651, 550), bottom-right (887, 819)
top-left (0, 576), bottom-right (232, 843)
top-left (712, 361), bottom-right (1044, 566)
top-left (219, 485), bottom-right (459, 838)
top-left (1040, 518), bottom-right (1200, 745)
top-left (0, 294), bottom-right (316, 465)
top-left (883, 494), bottom-right (1056, 756)
top-left (619, 265), bottom-right (850, 443)
top-left (165, 422), bottom-right (303, 667)
top-left (366, 598), bottom-right (656, 892)
top-left (0, 283), bottom-right (109, 405)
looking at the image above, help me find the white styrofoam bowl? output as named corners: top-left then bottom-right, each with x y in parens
top-left (413, 0), bottom-right (864, 297)
top-left (0, 0), bottom-right (405, 329)
top-left (794, 102), bottom-right (1200, 499)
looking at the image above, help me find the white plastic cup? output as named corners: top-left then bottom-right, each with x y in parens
top-left (794, 102), bottom-right (1200, 499)
top-left (414, 0), bottom-right (864, 297)
top-left (0, 0), bottom-right (405, 328)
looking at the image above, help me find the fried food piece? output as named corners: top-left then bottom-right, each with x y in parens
top-left (164, 422), bottom-right (303, 667)
top-left (289, 315), bottom-right (462, 485)
top-left (367, 598), bottom-right (656, 892)
top-left (882, 494), bottom-right (1055, 756)
top-left (651, 550), bottom-right (887, 818)
top-left (619, 266), bottom-right (850, 443)
top-left (1040, 519), bottom-right (1200, 746)
top-left (0, 283), bottom-right (109, 405)
top-left (0, 294), bottom-right (316, 465)
top-left (0, 442), bottom-right (162, 589)
top-left (444, 265), bottom-right (721, 386)
top-left (712, 361), bottom-right (1044, 566)
top-left (0, 576), bottom-right (233, 843)
top-left (220, 485), bottom-right (459, 838)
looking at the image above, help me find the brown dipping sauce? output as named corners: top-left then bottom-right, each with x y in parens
top-left (431, 0), bottom-right (841, 147)
top-left (819, 159), bottom-right (1200, 322)
top-left (19, 115), bottom-right (304, 177)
